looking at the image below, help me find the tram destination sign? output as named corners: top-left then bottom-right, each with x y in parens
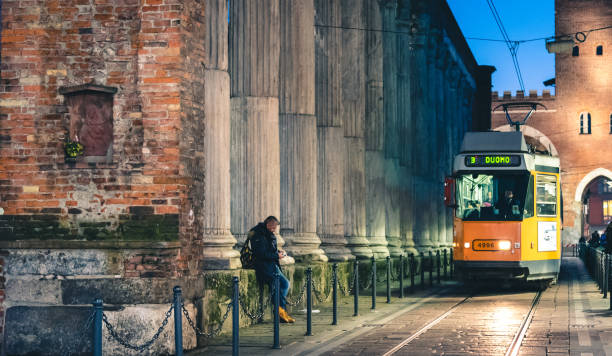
top-left (464, 154), bottom-right (521, 167)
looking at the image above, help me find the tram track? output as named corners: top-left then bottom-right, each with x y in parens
top-left (381, 288), bottom-right (544, 356)
top-left (504, 289), bottom-right (543, 356)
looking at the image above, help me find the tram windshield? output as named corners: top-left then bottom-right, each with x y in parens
top-left (456, 173), bottom-right (533, 221)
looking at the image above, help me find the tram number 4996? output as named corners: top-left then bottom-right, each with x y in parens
top-left (473, 240), bottom-right (497, 251)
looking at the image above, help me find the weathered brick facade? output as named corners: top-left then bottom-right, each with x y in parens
top-left (492, 0), bottom-right (612, 243)
top-left (0, 0), bottom-right (200, 270)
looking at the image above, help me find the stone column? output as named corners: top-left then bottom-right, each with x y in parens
top-left (229, 0), bottom-right (283, 247)
top-left (432, 30), bottom-right (447, 248)
top-left (444, 56), bottom-right (456, 247)
top-left (315, 0), bottom-right (354, 261)
top-left (342, 0), bottom-right (372, 259)
top-left (396, 13), bottom-right (418, 255)
top-left (425, 29), bottom-right (440, 249)
top-left (201, 0), bottom-right (240, 270)
top-left (382, 0), bottom-right (408, 256)
top-left (365, 0), bottom-right (391, 258)
top-left (410, 12), bottom-right (432, 252)
top-left (278, 0), bottom-right (327, 262)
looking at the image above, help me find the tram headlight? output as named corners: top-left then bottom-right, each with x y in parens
top-left (464, 242), bottom-right (470, 249)
top-left (499, 240), bottom-right (511, 250)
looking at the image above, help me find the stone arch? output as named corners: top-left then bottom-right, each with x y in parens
top-left (574, 168), bottom-right (612, 202)
top-left (493, 124), bottom-right (559, 156)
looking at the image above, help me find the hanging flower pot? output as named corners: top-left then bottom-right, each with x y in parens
top-left (64, 139), bottom-right (84, 163)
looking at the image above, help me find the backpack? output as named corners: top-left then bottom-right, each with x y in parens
top-left (240, 231), bottom-right (256, 269)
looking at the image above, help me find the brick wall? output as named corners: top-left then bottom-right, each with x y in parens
top-left (0, 0), bottom-right (204, 276)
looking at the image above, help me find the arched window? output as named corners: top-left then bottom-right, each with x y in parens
top-left (580, 112), bottom-right (591, 134)
top-left (573, 46), bottom-right (580, 56)
top-left (597, 45), bottom-right (603, 55)
top-left (609, 114), bottom-right (612, 133)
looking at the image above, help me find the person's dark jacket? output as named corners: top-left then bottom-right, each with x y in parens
top-left (249, 222), bottom-right (280, 284)
top-left (497, 197), bottom-right (521, 218)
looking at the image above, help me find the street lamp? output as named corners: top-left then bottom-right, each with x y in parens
top-left (545, 36), bottom-right (575, 53)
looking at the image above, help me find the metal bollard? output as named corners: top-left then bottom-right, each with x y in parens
top-left (305, 268), bottom-right (313, 336)
top-left (93, 299), bottom-right (103, 356)
top-left (420, 252), bottom-right (425, 289)
top-left (444, 249), bottom-right (448, 279)
top-left (232, 278), bottom-right (239, 356)
top-left (332, 263), bottom-right (338, 325)
top-left (437, 250), bottom-right (441, 284)
top-left (173, 286), bottom-right (184, 356)
top-left (354, 260), bottom-right (359, 317)
top-left (605, 255), bottom-right (609, 299)
top-left (371, 256), bottom-right (376, 310)
top-left (410, 254), bottom-right (415, 294)
top-left (429, 251), bottom-right (433, 287)
top-left (273, 271), bottom-right (280, 349)
top-left (450, 249), bottom-right (454, 279)
top-left (386, 256), bottom-right (391, 304)
top-left (399, 254), bottom-right (404, 298)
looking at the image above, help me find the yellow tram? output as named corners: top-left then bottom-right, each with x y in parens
top-left (451, 131), bottom-right (561, 283)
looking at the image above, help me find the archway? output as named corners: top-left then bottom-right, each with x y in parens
top-left (573, 168), bottom-right (612, 240)
top-left (493, 124), bottom-right (559, 156)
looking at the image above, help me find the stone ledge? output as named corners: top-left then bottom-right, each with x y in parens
top-left (0, 240), bottom-right (181, 250)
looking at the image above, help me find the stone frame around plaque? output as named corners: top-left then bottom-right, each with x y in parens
top-left (59, 83), bottom-right (118, 165)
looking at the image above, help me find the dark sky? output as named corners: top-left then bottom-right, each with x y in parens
top-left (447, 0), bottom-right (555, 95)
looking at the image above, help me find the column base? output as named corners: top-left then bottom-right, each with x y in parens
top-left (201, 234), bottom-right (242, 270)
top-left (368, 235), bottom-right (390, 259)
top-left (346, 235), bottom-right (373, 259)
top-left (384, 235), bottom-right (404, 257)
top-left (281, 232), bottom-right (328, 263)
top-left (319, 234), bottom-right (355, 261)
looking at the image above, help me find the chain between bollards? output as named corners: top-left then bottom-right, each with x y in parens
top-left (332, 263), bottom-right (338, 325)
top-left (371, 256), bottom-right (376, 310)
top-left (386, 256), bottom-right (391, 304)
top-left (399, 254), bottom-right (404, 298)
top-left (354, 260), bottom-right (359, 317)
top-left (273, 271), bottom-right (280, 349)
top-left (173, 286), bottom-right (183, 356)
top-left (306, 267), bottom-right (313, 336)
top-left (93, 299), bottom-right (103, 356)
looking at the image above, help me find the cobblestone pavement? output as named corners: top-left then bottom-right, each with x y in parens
top-left (189, 256), bottom-right (612, 356)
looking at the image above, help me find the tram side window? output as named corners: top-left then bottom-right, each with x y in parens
top-left (524, 175), bottom-right (535, 218)
top-left (536, 174), bottom-right (557, 217)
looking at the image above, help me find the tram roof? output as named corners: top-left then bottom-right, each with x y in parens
top-left (460, 131), bottom-right (529, 153)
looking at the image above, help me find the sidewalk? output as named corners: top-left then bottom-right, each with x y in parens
top-left (515, 256), bottom-right (612, 356)
top-left (188, 275), bottom-right (455, 355)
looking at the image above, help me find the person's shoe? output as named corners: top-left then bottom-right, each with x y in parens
top-left (279, 307), bottom-right (295, 323)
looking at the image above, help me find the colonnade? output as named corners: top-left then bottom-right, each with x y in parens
top-left (200, 0), bottom-right (478, 268)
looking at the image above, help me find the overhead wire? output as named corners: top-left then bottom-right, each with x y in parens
top-left (486, 0), bottom-right (525, 92)
top-left (466, 24), bottom-right (612, 44)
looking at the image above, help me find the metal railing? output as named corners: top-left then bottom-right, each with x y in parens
top-left (578, 242), bottom-right (612, 310)
top-left (77, 247), bottom-right (454, 355)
